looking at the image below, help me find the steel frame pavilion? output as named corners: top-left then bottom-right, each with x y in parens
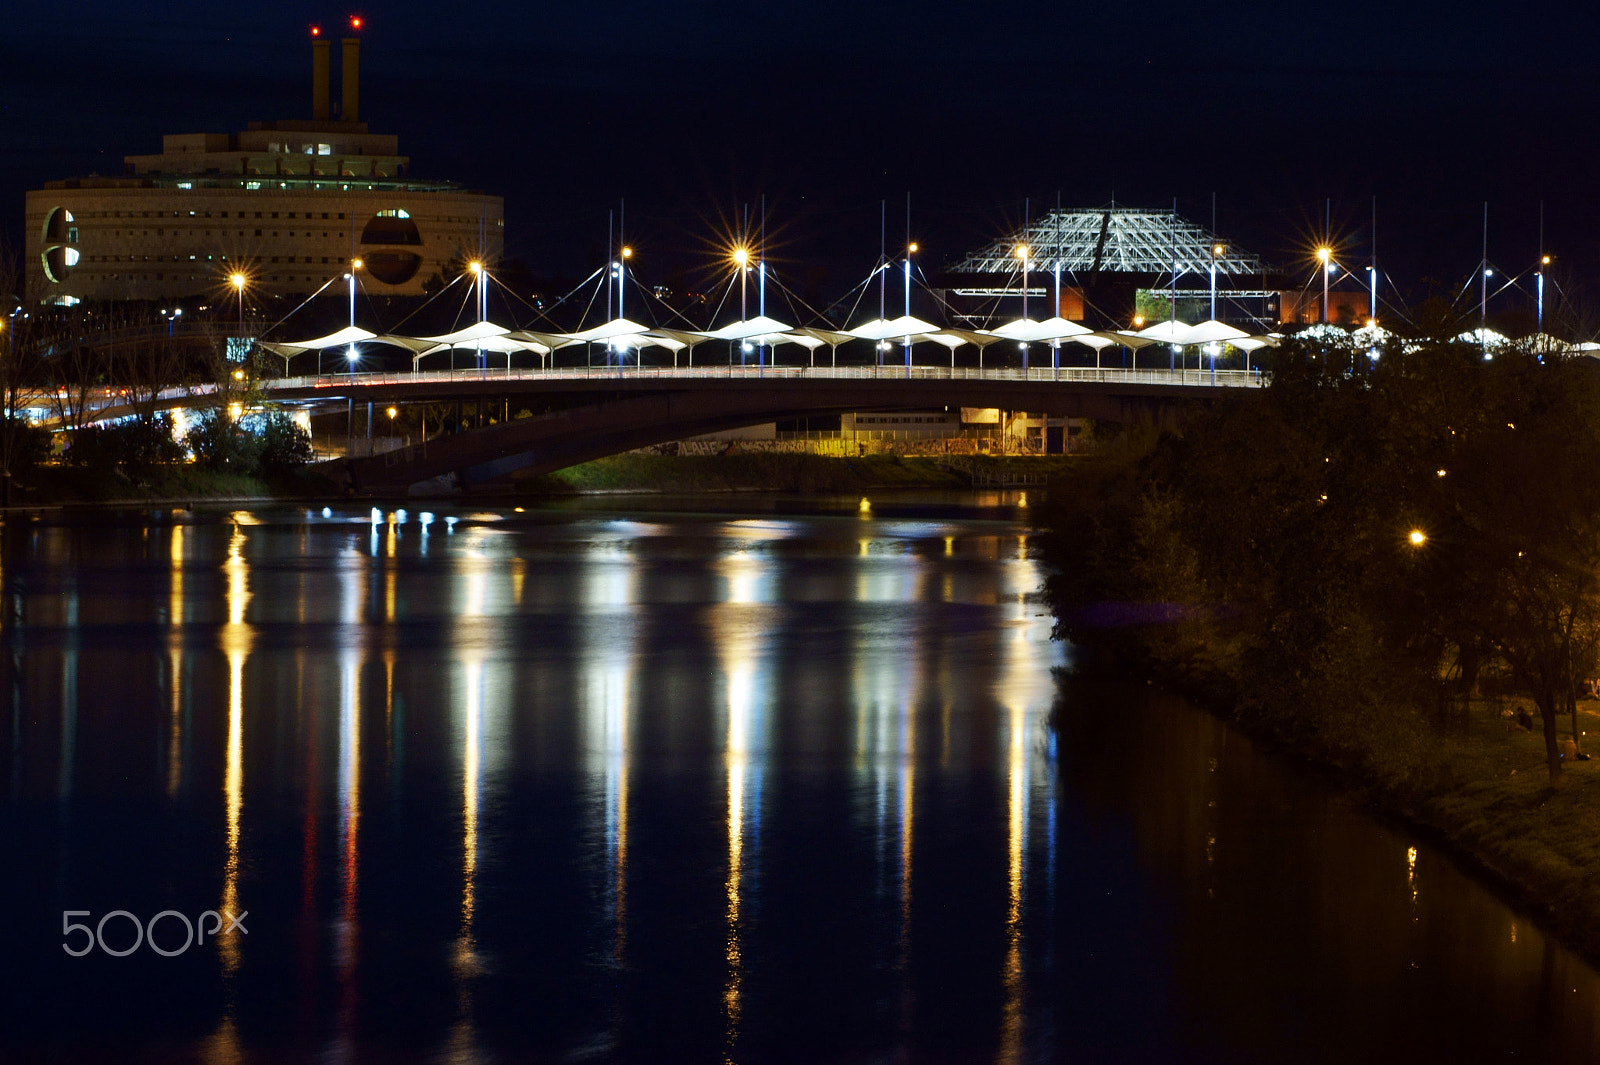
top-left (946, 205), bottom-right (1278, 300)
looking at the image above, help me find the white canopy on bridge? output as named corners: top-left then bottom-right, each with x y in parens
top-left (567, 317), bottom-right (657, 344)
top-left (984, 317), bottom-right (1094, 343)
top-left (847, 316), bottom-right (939, 341)
top-left (1187, 319), bottom-right (1252, 344)
top-left (700, 316), bottom-right (796, 341)
top-left (260, 325), bottom-right (389, 357)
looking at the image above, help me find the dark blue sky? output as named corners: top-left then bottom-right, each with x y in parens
top-left (5, 0), bottom-right (1598, 322)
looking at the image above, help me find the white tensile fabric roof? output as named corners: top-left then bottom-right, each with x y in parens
top-left (847, 316), bottom-right (939, 341)
top-left (568, 317), bottom-right (656, 343)
top-left (261, 325), bottom-right (384, 357)
top-left (702, 316), bottom-right (795, 341)
top-left (272, 315), bottom-right (1284, 365)
top-left (984, 317), bottom-right (1094, 343)
top-left (418, 321), bottom-right (510, 345)
top-left (910, 328), bottom-right (1008, 351)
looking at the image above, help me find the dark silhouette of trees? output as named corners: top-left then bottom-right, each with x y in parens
top-left (1045, 329), bottom-right (1600, 785)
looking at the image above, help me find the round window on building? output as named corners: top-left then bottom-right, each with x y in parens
top-left (41, 207), bottom-right (80, 283)
top-left (360, 210), bottom-right (422, 246)
top-left (43, 207), bottom-right (75, 244)
top-left (363, 250), bottom-right (422, 286)
top-left (42, 245), bottom-right (80, 284)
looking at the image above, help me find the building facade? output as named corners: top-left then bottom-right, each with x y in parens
top-left (25, 32), bottom-right (503, 305)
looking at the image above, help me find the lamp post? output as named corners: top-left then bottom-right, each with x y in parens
top-left (161, 307), bottom-right (182, 337)
top-left (732, 247), bottom-right (749, 369)
top-left (1015, 243), bottom-right (1030, 370)
top-left (1316, 247), bottom-right (1332, 323)
top-left (904, 241), bottom-right (916, 379)
top-left (1538, 254), bottom-right (1550, 335)
top-left (229, 271), bottom-right (247, 365)
top-left (468, 260), bottom-right (485, 375)
top-left (1210, 243), bottom-right (1224, 322)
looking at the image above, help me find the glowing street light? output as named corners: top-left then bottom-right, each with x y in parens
top-left (732, 247), bottom-right (750, 353)
top-left (1408, 529), bottom-right (1427, 547)
top-left (467, 260), bottom-right (487, 373)
top-left (903, 240), bottom-right (917, 379)
top-left (1538, 254), bottom-right (1552, 335)
top-left (229, 271), bottom-right (247, 354)
top-left (1316, 246), bottom-right (1332, 323)
top-left (1015, 243), bottom-right (1032, 370)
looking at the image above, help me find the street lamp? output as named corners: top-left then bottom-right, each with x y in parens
top-left (1316, 247), bottom-right (1332, 323)
top-left (1538, 254), bottom-right (1551, 335)
top-left (467, 260), bottom-right (486, 373)
top-left (619, 245), bottom-right (632, 324)
top-left (161, 307), bottom-right (182, 337)
top-left (1210, 243), bottom-right (1225, 322)
top-left (229, 272), bottom-right (247, 360)
top-left (1408, 529), bottom-right (1427, 547)
top-left (732, 247), bottom-right (750, 366)
top-left (903, 241), bottom-right (917, 378)
top-left (1015, 243), bottom-right (1030, 370)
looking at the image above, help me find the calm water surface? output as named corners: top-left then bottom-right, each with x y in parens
top-left (1, 495), bottom-right (1598, 1062)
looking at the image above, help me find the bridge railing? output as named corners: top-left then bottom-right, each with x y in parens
top-left (270, 364), bottom-right (1264, 392)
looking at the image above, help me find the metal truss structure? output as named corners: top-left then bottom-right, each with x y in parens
top-left (947, 205), bottom-right (1275, 279)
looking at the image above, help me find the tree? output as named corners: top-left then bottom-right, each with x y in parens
top-left (256, 412), bottom-right (313, 471)
top-left (185, 409), bottom-right (262, 475)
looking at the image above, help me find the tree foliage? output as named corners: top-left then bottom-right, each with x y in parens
top-left (1044, 333), bottom-right (1600, 784)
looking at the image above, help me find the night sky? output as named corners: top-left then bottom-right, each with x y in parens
top-left (5, 1), bottom-right (1599, 324)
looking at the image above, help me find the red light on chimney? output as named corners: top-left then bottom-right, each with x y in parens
top-left (311, 25), bottom-right (321, 35)
top-left (350, 15), bottom-right (363, 29)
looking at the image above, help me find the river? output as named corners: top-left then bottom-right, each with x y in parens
top-left (1, 494), bottom-right (1597, 1062)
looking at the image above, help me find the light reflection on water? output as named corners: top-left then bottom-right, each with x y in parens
top-left (1, 505), bottom-right (1598, 1062)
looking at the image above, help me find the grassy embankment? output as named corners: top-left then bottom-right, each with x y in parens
top-left (3, 464), bottom-right (337, 507)
top-left (513, 453), bottom-right (1073, 495)
top-left (5, 452), bottom-right (1074, 505)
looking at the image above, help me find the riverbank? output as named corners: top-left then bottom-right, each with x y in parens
top-left (2, 464), bottom-right (338, 508)
top-left (1038, 336), bottom-right (1600, 966)
top-left (2, 452), bottom-right (1073, 508)
top-left (1070, 636), bottom-right (1600, 964)
top-left (509, 453), bottom-right (1071, 496)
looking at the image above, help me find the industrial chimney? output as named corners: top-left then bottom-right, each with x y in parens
top-left (341, 23), bottom-right (360, 123)
top-left (311, 28), bottom-right (331, 120)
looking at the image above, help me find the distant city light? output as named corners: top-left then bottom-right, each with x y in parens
top-left (1409, 529), bottom-right (1427, 546)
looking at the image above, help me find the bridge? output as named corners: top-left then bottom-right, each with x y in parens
top-left (61, 362), bottom-right (1261, 494)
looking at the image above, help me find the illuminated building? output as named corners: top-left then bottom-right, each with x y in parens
top-left (24, 24), bottom-right (503, 305)
top-left (939, 205), bottom-right (1294, 329)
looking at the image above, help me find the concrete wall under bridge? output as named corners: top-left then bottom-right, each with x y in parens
top-left (306, 365), bottom-right (1259, 495)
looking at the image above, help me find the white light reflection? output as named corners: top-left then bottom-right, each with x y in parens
top-left (581, 528), bottom-right (639, 977)
top-left (993, 534), bottom-right (1063, 1064)
top-left (166, 523), bottom-right (184, 798)
top-left (714, 523), bottom-right (782, 1059)
top-left (447, 529), bottom-right (509, 1061)
top-left (208, 519), bottom-right (253, 1060)
top-left (847, 523), bottom-right (932, 1042)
